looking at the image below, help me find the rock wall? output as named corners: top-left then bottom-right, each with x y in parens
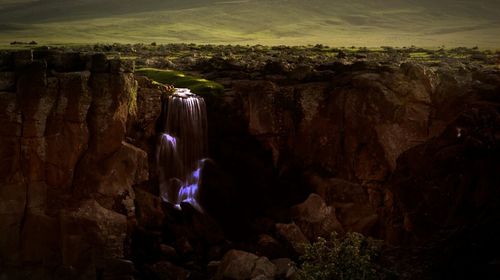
top-left (217, 61), bottom-right (500, 243)
top-left (0, 50), bottom-right (162, 279)
top-left (1, 49), bottom-right (499, 279)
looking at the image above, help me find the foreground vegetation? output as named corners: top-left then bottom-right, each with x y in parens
top-left (298, 232), bottom-right (385, 280)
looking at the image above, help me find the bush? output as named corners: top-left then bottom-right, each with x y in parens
top-left (297, 232), bottom-right (382, 280)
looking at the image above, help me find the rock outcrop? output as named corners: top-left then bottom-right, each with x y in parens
top-left (290, 193), bottom-right (344, 240)
top-left (1, 48), bottom-right (499, 280)
top-left (0, 50), bottom-right (157, 279)
top-left (387, 104), bottom-right (500, 278)
top-left (218, 61), bottom-right (500, 243)
top-left (216, 249), bottom-right (277, 280)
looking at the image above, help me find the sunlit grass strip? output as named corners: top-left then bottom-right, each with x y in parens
top-left (136, 68), bottom-right (224, 96)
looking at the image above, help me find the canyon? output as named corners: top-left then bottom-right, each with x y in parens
top-left (0, 48), bottom-right (499, 279)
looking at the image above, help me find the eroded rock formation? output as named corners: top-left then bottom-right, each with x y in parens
top-left (1, 49), bottom-right (499, 279)
top-left (0, 50), bottom-right (161, 279)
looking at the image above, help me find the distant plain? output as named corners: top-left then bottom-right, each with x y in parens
top-left (0, 0), bottom-right (499, 48)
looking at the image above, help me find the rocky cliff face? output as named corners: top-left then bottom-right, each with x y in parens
top-left (1, 50), bottom-right (499, 279)
top-left (0, 50), bottom-right (163, 279)
top-left (211, 60), bottom-right (500, 276)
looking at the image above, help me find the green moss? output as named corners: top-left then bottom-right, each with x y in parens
top-left (136, 68), bottom-right (224, 96)
top-left (409, 52), bottom-right (431, 59)
top-left (128, 81), bottom-right (138, 116)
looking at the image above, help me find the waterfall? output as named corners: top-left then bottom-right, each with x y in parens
top-left (157, 88), bottom-right (208, 211)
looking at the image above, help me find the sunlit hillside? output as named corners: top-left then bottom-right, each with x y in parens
top-left (0, 0), bottom-right (499, 47)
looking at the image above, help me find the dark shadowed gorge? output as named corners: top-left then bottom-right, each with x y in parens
top-left (0, 44), bottom-right (499, 279)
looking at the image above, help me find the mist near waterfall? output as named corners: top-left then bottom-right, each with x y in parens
top-left (157, 88), bottom-right (208, 211)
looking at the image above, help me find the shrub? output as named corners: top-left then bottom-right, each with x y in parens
top-left (297, 232), bottom-right (382, 280)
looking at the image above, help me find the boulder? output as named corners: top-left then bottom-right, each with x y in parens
top-left (291, 193), bottom-right (344, 240)
top-left (308, 176), bottom-right (379, 234)
top-left (256, 234), bottom-right (287, 259)
top-left (135, 188), bottom-right (164, 229)
top-left (309, 176), bottom-right (368, 205)
top-left (275, 223), bottom-right (309, 255)
top-left (146, 261), bottom-right (189, 280)
top-left (159, 244), bottom-right (178, 260)
top-left (216, 250), bottom-right (276, 280)
top-left (100, 259), bottom-right (136, 280)
top-left (272, 258), bottom-right (297, 279)
top-left (75, 142), bottom-right (148, 216)
top-left (335, 203), bottom-right (379, 235)
top-left (60, 200), bottom-right (128, 277)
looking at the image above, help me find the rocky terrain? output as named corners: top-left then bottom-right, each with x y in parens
top-left (0, 45), bottom-right (499, 279)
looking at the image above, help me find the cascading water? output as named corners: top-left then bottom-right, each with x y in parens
top-left (157, 88), bottom-right (208, 211)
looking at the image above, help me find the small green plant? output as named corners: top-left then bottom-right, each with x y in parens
top-left (297, 232), bottom-right (382, 280)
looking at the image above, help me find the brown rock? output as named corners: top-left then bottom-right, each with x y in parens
top-left (135, 188), bottom-right (164, 229)
top-left (336, 203), bottom-right (379, 235)
top-left (0, 91), bottom-right (21, 138)
top-left (20, 211), bottom-right (59, 263)
top-left (45, 121), bottom-right (89, 188)
top-left (26, 72), bottom-right (91, 189)
top-left (272, 258), bottom-right (297, 279)
top-left (110, 59), bottom-right (135, 73)
top-left (60, 200), bottom-right (127, 273)
top-left (231, 64), bottom-right (435, 183)
top-left (0, 71), bottom-right (15, 91)
top-left (275, 223), bottom-right (309, 255)
top-left (0, 54), bottom-right (145, 277)
top-left (100, 258), bottom-right (136, 280)
top-left (308, 176), bottom-right (379, 234)
top-left (0, 181), bottom-right (27, 262)
top-left (159, 244), bottom-right (178, 260)
top-left (251, 256), bottom-right (277, 279)
top-left (291, 193), bottom-right (344, 240)
top-left (75, 142), bottom-right (148, 215)
top-left (13, 49), bottom-right (33, 68)
top-left (87, 72), bottom-right (137, 159)
top-left (390, 105), bottom-right (500, 241)
top-left (309, 176), bottom-right (368, 205)
top-left (147, 261), bottom-right (188, 280)
top-left (175, 236), bottom-right (194, 256)
top-left (256, 234), bottom-right (287, 259)
top-left (127, 76), bottom-right (165, 150)
top-left (216, 249), bottom-right (276, 280)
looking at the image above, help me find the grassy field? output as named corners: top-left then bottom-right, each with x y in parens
top-left (0, 0), bottom-right (499, 48)
top-left (136, 68), bottom-right (224, 96)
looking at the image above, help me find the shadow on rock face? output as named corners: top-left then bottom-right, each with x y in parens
top-left (389, 104), bottom-right (500, 279)
top-left (198, 157), bottom-right (269, 239)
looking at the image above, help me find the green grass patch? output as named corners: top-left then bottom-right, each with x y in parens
top-left (1, 1), bottom-right (499, 48)
top-left (409, 52), bottom-right (431, 58)
top-left (136, 68), bottom-right (223, 96)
